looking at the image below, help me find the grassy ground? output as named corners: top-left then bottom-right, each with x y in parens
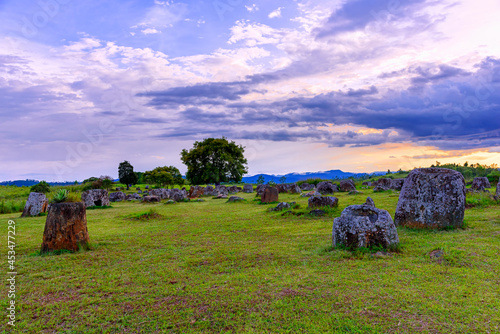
top-left (1, 187), bottom-right (499, 333)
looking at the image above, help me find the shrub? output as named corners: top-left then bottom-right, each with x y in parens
top-left (91, 179), bottom-right (103, 189)
top-left (82, 177), bottom-right (99, 184)
top-left (297, 178), bottom-right (324, 186)
top-left (466, 192), bottom-right (497, 208)
top-left (30, 181), bottom-right (51, 193)
top-left (82, 183), bottom-right (93, 191)
top-left (0, 199), bottom-right (26, 214)
top-left (126, 209), bottom-right (163, 220)
top-left (487, 170), bottom-right (500, 185)
top-left (51, 189), bottom-right (69, 203)
top-left (87, 205), bottom-right (113, 210)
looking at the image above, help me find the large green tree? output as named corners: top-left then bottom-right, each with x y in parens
top-left (181, 137), bottom-right (248, 185)
top-left (118, 161), bottom-right (138, 190)
top-left (144, 166), bottom-right (184, 188)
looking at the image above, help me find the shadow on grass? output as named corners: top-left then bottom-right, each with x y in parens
top-left (87, 205), bottom-right (113, 210)
top-left (316, 243), bottom-right (403, 258)
top-left (125, 208), bottom-right (164, 220)
top-left (30, 243), bottom-right (94, 257)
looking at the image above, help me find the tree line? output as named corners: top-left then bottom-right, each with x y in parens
top-left (118, 137), bottom-right (248, 189)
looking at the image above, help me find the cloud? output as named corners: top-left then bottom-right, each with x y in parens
top-left (139, 57), bottom-right (500, 150)
top-left (346, 85), bottom-right (378, 97)
top-left (268, 7), bottom-right (283, 19)
top-left (245, 4), bottom-right (259, 12)
top-left (316, 0), bottom-right (427, 38)
top-left (141, 28), bottom-right (161, 35)
top-left (228, 21), bottom-right (282, 46)
top-left (410, 64), bottom-right (470, 86)
top-left (1, 0), bottom-right (499, 181)
top-left (137, 81), bottom-right (254, 108)
top-left (132, 1), bottom-right (188, 31)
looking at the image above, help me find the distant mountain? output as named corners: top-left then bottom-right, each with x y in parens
top-left (1, 170), bottom-right (386, 187)
top-left (0, 179), bottom-right (78, 187)
top-left (241, 169), bottom-right (386, 184)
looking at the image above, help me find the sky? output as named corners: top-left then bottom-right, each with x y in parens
top-left (0, 0), bottom-right (499, 181)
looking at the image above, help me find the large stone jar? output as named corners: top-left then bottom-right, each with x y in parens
top-left (41, 202), bottom-right (90, 253)
top-left (394, 168), bottom-right (465, 229)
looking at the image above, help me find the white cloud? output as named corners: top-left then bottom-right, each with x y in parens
top-left (141, 28), bottom-right (161, 35)
top-left (245, 4), bottom-right (259, 12)
top-left (228, 21), bottom-right (282, 46)
top-left (132, 1), bottom-right (187, 31)
top-left (64, 37), bottom-right (102, 51)
top-left (2, 0), bottom-right (500, 181)
top-left (173, 46), bottom-right (271, 81)
top-left (268, 7), bottom-right (283, 19)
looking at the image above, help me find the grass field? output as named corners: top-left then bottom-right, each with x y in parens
top-left (1, 187), bottom-right (500, 333)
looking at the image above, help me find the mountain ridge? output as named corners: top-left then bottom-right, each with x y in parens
top-left (0, 169), bottom-right (386, 186)
top-left (241, 169), bottom-right (385, 183)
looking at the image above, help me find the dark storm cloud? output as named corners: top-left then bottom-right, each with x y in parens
top-left (137, 81), bottom-right (253, 108)
top-left (410, 64), bottom-right (470, 85)
top-left (156, 127), bottom-right (230, 139)
top-left (139, 55), bottom-right (500, 150)
top-left (0, 85), bottom-right (77, 119)
top-left (136, 0), bottom-right (448, 110)
top-left (182, 107), bottom-right (230, 122)
top-left (316, 0), bottom-right (427, 38)
top-left (130, 116), bottom-right (169, 123)
top-left (346, 85), bottom-right (378, 97)
top-left (0, 55), bottom-right (27, 65)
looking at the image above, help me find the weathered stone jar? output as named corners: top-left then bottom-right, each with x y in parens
top-left (22, 192), bottom-right (49, 217)
top-left (394, 168), bottom-right (466, 229)
top-left (308, 196), bottom-right (338, 209)
top-left (41, 202), bottom-right (90, 253)
top-left (261, 186), bottom-right (279, 203)
top-left (332, 205), bottom-right (399, 249)
top-left (81, 189), bottom-right (110, 207)
top-left (471, 177), bottom-right (491, 191)
top-left (243, 184), bottom-right (253, 193)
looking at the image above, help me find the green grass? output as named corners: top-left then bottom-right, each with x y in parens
top-left (466, 191), bottom-right (499, 208)
top-left (0, 199), bottom-right (26, 214)
top-left (86, 205), bottom-right (114, 210)
top-left (0, 185), bottom-right (30, 214)
top-left (1, 188), bottom-right (499, 333)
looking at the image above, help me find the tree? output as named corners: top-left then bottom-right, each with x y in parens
top-left (181, 137), bottom-right (248, 185)
top-left (100, 176), bottom-right (114, 191)
top-left (487, 170), bottom-right (500, 184)
top-left (30, 181), bottom-right (51, 193)
top-left (82, 176), bottom-right (99, 184)
top-left (279, 176), bottom-right (287, 184)
top-left (135, 172), bottom-right (144, 184)
top-left (118, 161), bottom-right (138, 190)
top-left (256, 175), bottom-right (265, 184)
top-left (144, 166), bottom-right (184, 188)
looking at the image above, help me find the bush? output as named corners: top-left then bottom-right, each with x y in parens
top-left (82, 177), bottom-right (99, 184)
top-left (0, 199), bottom-right (26, 214)
top-left (30, 181), bottom-right (51, 193)
top-left (82, 183), bottom-right (93, 191)
top-left (51, 189), bottom-right (69, 203)
top-left (466, 192), bottom-right (497, 208)
top-left (487, 170), bottom-right (500, 185)
top-left (87, 205), bottom-right (113, 210)
top-left (126, 209), bottom-right (163, 220)
top-left (91, 179), bottom-right (103, 189)
top-left (296, 178), bottom-right (325, 186)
